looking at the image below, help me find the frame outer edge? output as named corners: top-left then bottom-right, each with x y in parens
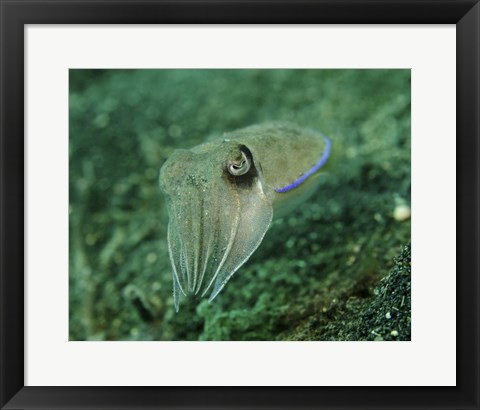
top-left (457, 2), bottom-right (480, 409)
top-left (0, 0), bottom-right (479, 409)
top-left (0, 1), bottom-right (25, 409)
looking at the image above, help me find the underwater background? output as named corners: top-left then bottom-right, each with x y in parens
top-left (69, 69), bottom-right (411, 341)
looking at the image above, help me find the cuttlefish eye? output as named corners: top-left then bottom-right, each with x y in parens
top-left (228, 151), bottom-right (250, 176)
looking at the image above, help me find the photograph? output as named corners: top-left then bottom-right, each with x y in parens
top-left (2, 0), bottom-right (478, 407)
top-left (69, 68), bottom-right (411, 341)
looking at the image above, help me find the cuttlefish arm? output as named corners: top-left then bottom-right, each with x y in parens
top-left (159, 122), bottom-right (331, 311)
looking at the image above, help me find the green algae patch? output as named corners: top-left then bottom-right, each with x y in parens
top-left (69, 69), bottom-right (411, 341)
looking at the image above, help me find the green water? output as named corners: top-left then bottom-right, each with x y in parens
top-left (69, 69), bottom-right (411, 341)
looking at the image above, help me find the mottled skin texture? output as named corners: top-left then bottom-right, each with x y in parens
top-left (159, 122), bottom-right (329, 310)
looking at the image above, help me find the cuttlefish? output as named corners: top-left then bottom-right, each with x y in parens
top-left (159, 122), bottom-right (331, 311)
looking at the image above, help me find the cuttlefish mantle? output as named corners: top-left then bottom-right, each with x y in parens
top-left (159, 122), bottom-right (331, 311)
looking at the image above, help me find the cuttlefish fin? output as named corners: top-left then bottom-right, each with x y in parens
top-left (207, 179), bottom-right (273, 302)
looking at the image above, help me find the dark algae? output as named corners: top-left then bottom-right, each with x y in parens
top-left (282, 244), bottom-right (411, 341)
top-left (69, 69), bottom-right (411, 341)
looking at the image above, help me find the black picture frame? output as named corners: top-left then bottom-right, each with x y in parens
top-left (1, 1), bottom-right (479, 409)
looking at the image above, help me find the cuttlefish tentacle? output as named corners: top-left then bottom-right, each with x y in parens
top-left (159, 122), bottom-right (331, 311)
top-left (200, 184), bottom-right (241, 298)
top-left (195, 203), bottom-right (214, 295)
top-left (167, 212), bottom-right (186, 296)
top-left (188, 190), bottom-right (203, 292)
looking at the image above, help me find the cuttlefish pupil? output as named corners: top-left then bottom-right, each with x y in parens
top-left (228, 150), bottom-right (250, 176)
top-left (159, 122), bottom-right (331, 311)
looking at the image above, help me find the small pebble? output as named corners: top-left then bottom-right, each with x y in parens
top-left (168, 124), bottom-right (182, 138)
top-left (146, 252), bottom-right (157, 264)
top-left (130, 327), bottom-right (140, 337)
top-left (85, 233), bottom-right (96, 246)
top-left (93, 113), bottom-right (110, 128)
top-left (296, 260), bottom-right (307, 268)
top-left (393, 204), bottom-right (411, 221)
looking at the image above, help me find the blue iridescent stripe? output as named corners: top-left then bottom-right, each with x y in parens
top-left (275, 135), bottom-right (331, 193)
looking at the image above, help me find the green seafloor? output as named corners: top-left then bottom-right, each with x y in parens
top-left (69, 69), bottom-right (411, 341)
